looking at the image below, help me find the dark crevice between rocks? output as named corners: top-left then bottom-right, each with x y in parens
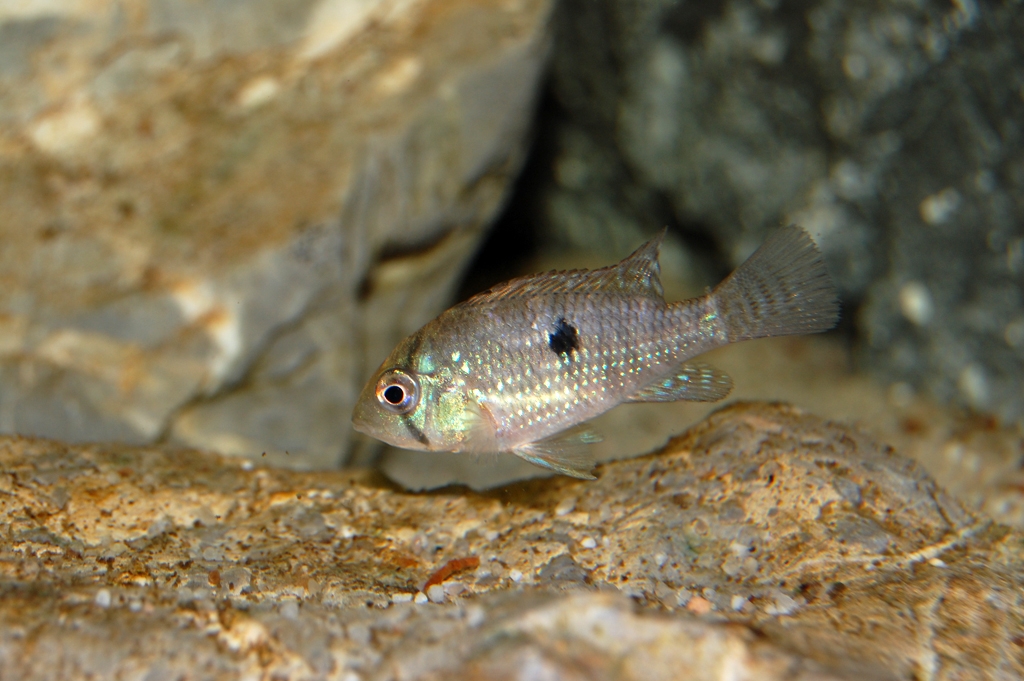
top-left (357, 225), bottom-right (467, 303)
top-left (455, 91), bottom-right (556, 301)
top-left (459, 84), bottom-right (737, 301)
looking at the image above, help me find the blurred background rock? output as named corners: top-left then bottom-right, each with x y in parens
top-left (0, 0), bottom-right (1021, 488)
top-left (523, 0), bottom-right (1024, 426)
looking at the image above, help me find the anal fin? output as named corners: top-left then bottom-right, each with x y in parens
top-left (626, 361), bottom-right (733, 403)
top-left (512, 424), bottom-right (602, 479)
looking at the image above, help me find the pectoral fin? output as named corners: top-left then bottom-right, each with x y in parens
top-left (457, 398), bottom-right (500, 453)
top-left (626, 361), bottom-right (733, 403)
top-left (513, 424), bottom-right (602, 479)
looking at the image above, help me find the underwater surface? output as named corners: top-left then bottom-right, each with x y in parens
top-left (0, 0), bottom-right (1021, 677)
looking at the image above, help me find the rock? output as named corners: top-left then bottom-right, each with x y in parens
top-left (0, 0), bottom-right (552, 467)
top-left (532, 0), bottom-right (1024, 422)
top-left (0, 402), bottom-right (1021, 678)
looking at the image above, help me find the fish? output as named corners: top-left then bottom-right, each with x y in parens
top-left (352, 226), bottom-right (839, 479)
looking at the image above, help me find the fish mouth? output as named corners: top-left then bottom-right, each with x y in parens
top-left (350, 389), bottom-right (376, 435)
top-left (351, 416), bottom-right (369, 435)
top-left (350, 392), bottom-right (405, 447)
top-left (351, 399), bottom-right (373, 432)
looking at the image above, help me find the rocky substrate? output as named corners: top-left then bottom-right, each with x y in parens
top-left (1, 402), bottom-right (1020, 679)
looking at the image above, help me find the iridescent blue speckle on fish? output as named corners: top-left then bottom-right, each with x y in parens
top-left (353, 226), bottom-right (839, 479)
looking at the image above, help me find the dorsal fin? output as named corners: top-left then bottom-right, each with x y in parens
top-left (469, 229), bottom-right (667, 304)
top-left (616, 228), bottom-right (666, 298)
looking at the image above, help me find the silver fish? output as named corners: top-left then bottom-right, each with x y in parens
top-left (353, 226), bottom-right (839, 478)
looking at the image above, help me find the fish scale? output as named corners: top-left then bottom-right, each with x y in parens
top-left (353, 226), bottom-right (839, 479)
top-left (426, 292), bottom-right (724, 450)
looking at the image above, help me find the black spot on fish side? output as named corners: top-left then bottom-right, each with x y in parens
top-left (549, 317), bottom-right (580, 356)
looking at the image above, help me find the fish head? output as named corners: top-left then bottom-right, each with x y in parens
top-left (352, 363), bottom-right (433, 451)
top-left (352, 332), bottom-right (482, 452)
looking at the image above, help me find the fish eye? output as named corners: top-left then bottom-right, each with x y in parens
top-left (375, 370), bottom-right (419, 414)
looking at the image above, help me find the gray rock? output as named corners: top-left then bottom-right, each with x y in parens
top-left (0, 0), bottom-right (553, 466)
top-left (538, 0), bottom-right (1024, 422)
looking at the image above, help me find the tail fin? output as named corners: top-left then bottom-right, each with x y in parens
top-left (712, 226), bottom-right (839, 342)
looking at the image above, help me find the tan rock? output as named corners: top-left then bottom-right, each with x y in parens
top-left (0, 0), bottom-right (552, 467)
top-left (0, 402), bottom-right (1020, 678)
